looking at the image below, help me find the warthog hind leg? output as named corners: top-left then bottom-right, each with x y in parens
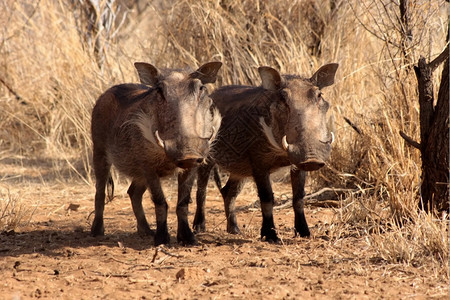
top-left (221, 176), bottom-right (244, 234)
top-left (91, 150), bottom-right (111, 236)
top-left (128, 181), bottom-right (154, 236)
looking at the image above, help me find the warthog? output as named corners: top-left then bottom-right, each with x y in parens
top-left (193, 63), bottom-right (338, 242)
top-left (91, 62), bottom-right (222, 245)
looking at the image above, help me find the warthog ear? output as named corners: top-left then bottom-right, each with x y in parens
top-left (310, 63), bottom-right (339, 89)
top-left (191, 62), bottom-right (223, 84)
top-left (134, 62), bottom-right (161, 86)
top-left (258, 66), bottom-right (282, 91)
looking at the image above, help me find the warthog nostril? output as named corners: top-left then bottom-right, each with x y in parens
top-left (176, 157), bottom-right (204, 169)
top-left (297, 159), bottom-right (325, 171)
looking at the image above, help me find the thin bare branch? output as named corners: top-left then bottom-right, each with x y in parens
top-left (349, 2), bottom-right (400, 48)
top-left (274, 188), bottom-right (355, 210)
top-left (399, 130), bottom-right (421, 149)
top-left (429, 44), bottom-right (450, 72)
top-left (344, 117), bottom-right (362, 135)
top-left (0, 77), bottom-right (23, 102)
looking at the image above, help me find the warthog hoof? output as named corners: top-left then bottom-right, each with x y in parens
top-left (261, 227), bottom-right (279, 243)
top-left (294, 218), bottom-right (311, 238)
top-left (227, 224), bottom-right (241, 235)
top-left (154, 229), bottom-right (170, 246)
top-left (193, 223), bottom-right (206, 234)
top-left (137, 225), bottom-right (155, 237)
top-left (91, 218), bottom-right (105, 236)
top-left (294, 227), bottom-right (311, 238)
top-left (177, 227), bottom-right (198, 246)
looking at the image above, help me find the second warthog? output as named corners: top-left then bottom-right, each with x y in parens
top-left (193, 63), bottom-right (338, 242)
top-left (91, 62), bottom-right (222, 245)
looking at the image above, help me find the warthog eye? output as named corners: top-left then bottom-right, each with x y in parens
top-left (198, 85), bottom-right (208, 100)
top-left (156, 82), bottom-right (167, 99)
top-left (280, 89), bottom-right (289, 100)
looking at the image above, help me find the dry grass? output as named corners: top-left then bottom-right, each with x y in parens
top-left (0, 0), bottom-right (448, 272)
top-left (0, 188), bottom-right (36, 231)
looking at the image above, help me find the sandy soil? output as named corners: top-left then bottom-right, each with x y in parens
top-left (0, 164), bottom-right (448, 299)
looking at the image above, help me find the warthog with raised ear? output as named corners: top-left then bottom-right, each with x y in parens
top-left (193, 63), bottom-right (338, 242)
top-left (91, 62), bottom-right (222, 245)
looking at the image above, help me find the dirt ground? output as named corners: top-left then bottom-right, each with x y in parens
top-left (0, 162), bottom-right (448, 299)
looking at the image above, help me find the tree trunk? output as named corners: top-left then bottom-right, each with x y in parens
top-left (420, 57), bottom-right (449, 212)
top-left (410, 46), bottom-right (449, 212)
top-left (399, 0), bottom-right (413, 66)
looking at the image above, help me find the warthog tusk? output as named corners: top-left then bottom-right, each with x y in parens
top-left (154, 130), bottom-right (165, 148)
top-left (259, 117), bottom-right (284, 151)
top-left (208, 126), bottom-right (216, 143)
top-left (330, 132), bottom-right (335, 144)
top-left (282, 135), bottom-right (289, 151)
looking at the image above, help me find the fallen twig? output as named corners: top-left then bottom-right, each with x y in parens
top-left (274, 188), bottom-right (354, 210)
top-left (151, 246), bottom-right (182, 265)
top-left (158, 246), bottom-right (182, 258)
top-left (91, 271), bottom-right (130, 278)
top-left (107, 255), bottom-right (150, 268)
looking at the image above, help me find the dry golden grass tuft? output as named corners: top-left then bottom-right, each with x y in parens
top-left (370, 212), bottom-right (448, 266)
top-left (325, 193), bottom-right (449, 267)
top-left (0, 0), bottom-right (448, 273)
top-left (0, 188), bottom-right (36, 231)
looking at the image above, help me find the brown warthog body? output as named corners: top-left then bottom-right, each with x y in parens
top-left (91, 62), bottom-right (222, 245)
top-left (193, 64), bottom-right (338, 242)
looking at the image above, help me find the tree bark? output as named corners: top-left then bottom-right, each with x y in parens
top-left (399, 0), bottom-right (413, 66)
top-left (412, 47), bottom-right (449, 212)
top-left (419, 56), bottom-right (449, 212)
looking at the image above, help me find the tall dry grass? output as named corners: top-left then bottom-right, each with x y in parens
top-left (0, 0), bottom-right (448, 267)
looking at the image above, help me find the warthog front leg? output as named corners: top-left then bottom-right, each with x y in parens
top-left (253, 172), bottom-right (278, 243)
top-left (221, 175), bottom-right (244, 234)
top-left (146, 174), bottom-right (170, 246)
top-left (290, 168), bottom-right (310, 237)
top-left (177, 169), bottom-right (197, 245)
top-left (91, 150), bottom-right (111, 236)
top-left (193, 162), bottom-right (215, 233)
top-left (127, 181), bottom-right (154, 236)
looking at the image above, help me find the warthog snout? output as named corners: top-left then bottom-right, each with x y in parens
top-left (160, 136), bottom-right (209, 169)
top-left (176, 156), bottom-right (205, 169)
top-left (297, 158), bottom-right (325, 171)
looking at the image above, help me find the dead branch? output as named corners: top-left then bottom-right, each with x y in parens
top-left (0, 77), bottom-right (24, 103)
top-left (108, 256), bottom-right (150, 268)
top-left (306, 199), bottom-right (347, 208)
top-left (157, 246), bottom-right (182, 258)
top-left (399, 130), bottom-right (421, 149)
top-left (91, 271), bottom-right (130, 278)
top-left (349, 2), bottom-right (400, 48)
top-left (429, 44), bottom-right (449, 72)
top-left (344, 117), bottom-right (362, 135)
top-left (151, 246), bottom-right (182, 264)
top-left (274, 187), bottom-right (354, 210)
